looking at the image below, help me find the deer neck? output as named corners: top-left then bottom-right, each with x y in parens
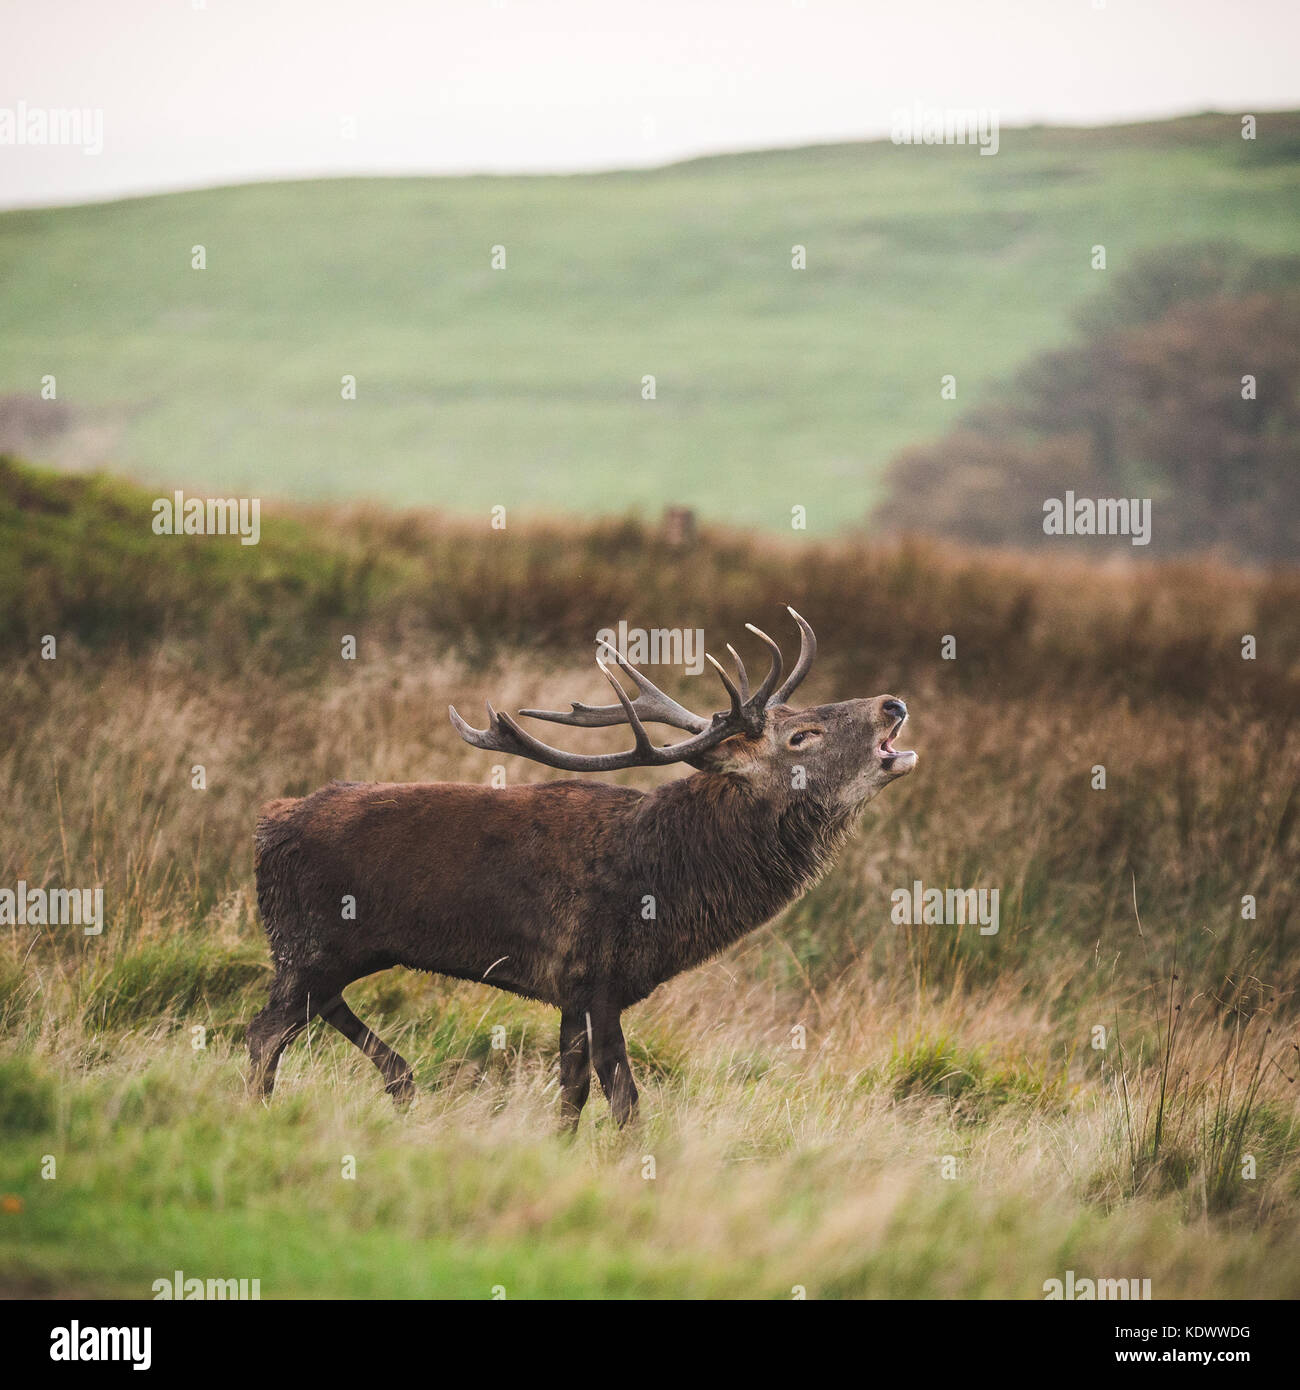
top-left (631, 773), bottom-right (855, 977)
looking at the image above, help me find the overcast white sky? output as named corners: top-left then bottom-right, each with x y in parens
top-left (2, 0), bottom-right (1298, 208)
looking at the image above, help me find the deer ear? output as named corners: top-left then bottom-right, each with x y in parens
top-left (686, 733), bottom-right (763, 775)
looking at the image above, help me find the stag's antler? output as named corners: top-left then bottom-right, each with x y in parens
top-left (449, 608), bottom-right (818, 772)
top-left (518, 642), bottom-right (712, 733)
top-left (769, 606), bottom-right (817, 706)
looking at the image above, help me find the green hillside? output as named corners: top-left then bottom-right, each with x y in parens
top-left (1, 111), bottom-right (1298, 530)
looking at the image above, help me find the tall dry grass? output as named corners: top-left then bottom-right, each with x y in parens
top-left (0, 464), bottom-right (1297, 1296)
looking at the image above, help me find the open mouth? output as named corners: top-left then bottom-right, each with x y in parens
top-left (877, 714), bottom-right (914, 762)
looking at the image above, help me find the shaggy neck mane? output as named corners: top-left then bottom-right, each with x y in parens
top-left (631, 772), bottom-right (856, 971)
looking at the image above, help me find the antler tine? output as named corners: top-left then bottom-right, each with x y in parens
top-left (742, 623), bottom-right (785, 709)
top-left (595, 654), bottom-right (655, 758)
top-left (448, 700), bottom-right (527, 756)
top-left (725, 643), bottom-right (750, 703)
top-left (518, 639), bottom-right (710, 733)
top-left (705, 652), bottom-right (745, 720)
top-left (768, 606), bottom-right (818, 706)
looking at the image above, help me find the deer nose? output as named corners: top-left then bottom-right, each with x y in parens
top-left (883, 698), bottom-right (907, 723)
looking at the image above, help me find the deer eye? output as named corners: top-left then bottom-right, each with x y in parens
top-left (788, 729), bottom-right (822, 749)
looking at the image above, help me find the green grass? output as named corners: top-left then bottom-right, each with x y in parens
top-left (3, 990), bottom-right (1296, 1299)
top-left (2, 112), bottom-right (1299, 530)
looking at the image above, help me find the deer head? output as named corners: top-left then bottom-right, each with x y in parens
top-left (449, 608), bottom-right (916, 813)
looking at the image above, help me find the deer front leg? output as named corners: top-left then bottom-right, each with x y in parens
top-left (558, 1009), bottom-right (591, 1132)
top-left (591, 1007), bottom-right (638, 1127)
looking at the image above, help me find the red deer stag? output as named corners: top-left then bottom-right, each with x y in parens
top-left (249, 610), bottom-right (916, 1127)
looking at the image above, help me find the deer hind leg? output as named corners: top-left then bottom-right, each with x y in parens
top-left (591, 1008), bottom-right (639, 1127)
top-left (319, 993), bottom-right (416, 1108)
top-left (248, 969), bottom-right (319, 1098)
top-left (558, 1009), bottom-right (592, 1132)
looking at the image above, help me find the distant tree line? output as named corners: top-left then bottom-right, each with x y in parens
top-left (875, 244), bottom-right (1300, 562)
